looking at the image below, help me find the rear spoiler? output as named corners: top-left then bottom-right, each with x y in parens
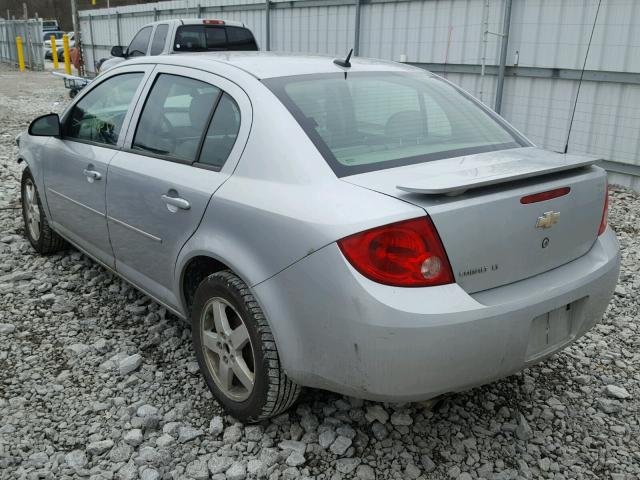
top-left (396, 150), bottom-right (599, 196)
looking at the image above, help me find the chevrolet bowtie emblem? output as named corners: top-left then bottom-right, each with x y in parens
top-left (536, 211), bottom-right (560, 229)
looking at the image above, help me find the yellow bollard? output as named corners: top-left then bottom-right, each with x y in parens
top-left (16, 36), bottom-right (25, 71)
top-left (62, 34), bottom-right (72, 75)
top-left (50, 35), bottom-right (59, 69)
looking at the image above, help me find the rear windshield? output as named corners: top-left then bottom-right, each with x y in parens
top-left (174, 25), bottom-right (258, 52)
top-left (264, 72), bottom-right (527, 176)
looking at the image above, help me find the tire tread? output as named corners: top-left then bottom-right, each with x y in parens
top-left (204, 270), bottom-right (301, 422)
top-left (21, 169), bottom-right (65, 254)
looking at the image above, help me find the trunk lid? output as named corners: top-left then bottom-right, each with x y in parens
top-left (343, 147), bottom-right (607, 293)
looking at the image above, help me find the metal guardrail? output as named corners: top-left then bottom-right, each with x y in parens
top-left (0, 19), bottom-right (44, 71)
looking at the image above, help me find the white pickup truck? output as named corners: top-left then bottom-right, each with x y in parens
top-left (99, 18), bottom-right (258, 72)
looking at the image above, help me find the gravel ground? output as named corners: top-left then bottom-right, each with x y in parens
top-left (0, 65), bottom-right (638, 480)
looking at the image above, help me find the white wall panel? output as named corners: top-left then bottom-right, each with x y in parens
top-left (76, 0), bottom-right (640, 184)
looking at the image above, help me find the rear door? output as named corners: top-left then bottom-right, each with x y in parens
top-left (44, 65), bottom-right (151, 267)
top-left (106, 65), bottom-right (251, 309)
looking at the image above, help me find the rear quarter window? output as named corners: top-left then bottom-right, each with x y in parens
top-left (150, 24), bottom-right (169, 55)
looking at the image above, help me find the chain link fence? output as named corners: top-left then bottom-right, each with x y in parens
top-left (0, 19), bottom-right (44, 71)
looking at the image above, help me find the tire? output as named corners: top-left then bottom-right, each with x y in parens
top-left (21, 168), bottom-right (65, 254)
top-left (191, 270), bottom-right (301, 422)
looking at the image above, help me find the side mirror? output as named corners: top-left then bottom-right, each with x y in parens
top-left (29, 113), bottom-right (61, 137)
top-left (110, 45), bottom-right (126, 58)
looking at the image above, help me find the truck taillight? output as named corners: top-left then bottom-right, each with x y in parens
top-left (338, 217), bottom-right (454, 287)
top-left (203, 19), bottom-right (225, 25)
top-left (598, 186), bottom-right (609, 236)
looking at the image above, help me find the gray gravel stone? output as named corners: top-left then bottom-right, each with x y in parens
top-left (115, 461), bottom-right (138, 480)
top-left (0, 323), bottom-right (16, 334)
top-left (109, 443), bottom-right (133, 463)
top-left (319, 429), bottom-right (336, 449)
top-left (155, 433), bottom-right (175, 448)
top-left (119, 354), bottom-right (143, 375)
top-left (356, 464), bottom-right (376, 480)
top-left (186, 458), bottom-right (210, 479)
top-left (286, 451), bottom-right (306, 467)
top-left (28, 451), bottom-right (48, 467)
top-left (208, 455), bottom-right (233, 475)
top-left (123, 429), bottom-right (143, 446)
top-left (336, 458), bottom-right (360, 474)
top-left (223, 424), bottom-right (243, 444)
top-left (364, 405), bottom-right (389, 424)
top-left (329, 436), bottom-right (352, 456)
top-left (247, 459), bottom-right (267, 478)
top-left (515, 412), bottom-right (533, 441)
top-left (87, 439), bottom-right (114, 456)
top-left (226, 461), bottom-right (247, 480)
top-left (404, 463), bottom-right (421, 479)
top-left (209, 415), bottom-right (224, 436)
top-left (389, 412), bottom-right (413, 426)
top-left (598, 398), bottom-right (623, 414)
top-left (139, 468), bottom-right (160, 480)
top-left (178, 425), bottom-right (204, 443)
top-left (136, 446), bottom-right (163, 466)
top-left (65, 450), bottom-right (88, 468)
top-left (606, 384), bottom-right (631, 399)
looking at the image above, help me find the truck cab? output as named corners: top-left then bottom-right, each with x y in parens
top-left (98, 19), bottom-right (258, 73)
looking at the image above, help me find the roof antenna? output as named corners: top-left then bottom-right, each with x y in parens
top-left (333, 48), bottom-right (354, 68)
top-left (563, 0), bottom-right (602, 154)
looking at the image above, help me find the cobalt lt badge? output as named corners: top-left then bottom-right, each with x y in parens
top-left (536, 211), bottom-right (560, 229)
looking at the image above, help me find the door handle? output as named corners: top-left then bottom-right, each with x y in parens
top-left (161, 194), bottom-right (190, 211)
top-left (83, 169), bottom-right (102, 181)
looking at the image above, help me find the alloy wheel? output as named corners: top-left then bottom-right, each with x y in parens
top-left (200, 297), bottom-right (255, 402)
top-left (24, 179), bottom-right (41, 241)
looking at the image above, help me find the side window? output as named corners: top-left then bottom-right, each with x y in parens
top-left (127, 26), bottom-right (152, 57)
top-left (65, 73), bottom-right (144, 146)
top-left (132, 74), bottom-right (220, 162)
top-left (198, 93), bottom-right (241, 168)
top-left (149, 24), bottom-right (168, 56)
top-left (226, 27), bottom-right (258, 51)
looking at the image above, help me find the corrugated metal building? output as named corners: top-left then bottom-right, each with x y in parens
top-left (79, 0), bottom-right (640, 190)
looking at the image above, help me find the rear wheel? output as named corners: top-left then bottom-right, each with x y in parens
top-left (191, 270), bottom-right (301, 422)
top-left (21, 169), bottom-right (65, 254)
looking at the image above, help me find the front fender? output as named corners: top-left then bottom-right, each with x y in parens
top-left (17, 134), bottom-right (52, 219)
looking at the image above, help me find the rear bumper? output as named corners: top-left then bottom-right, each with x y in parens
top-left (254, 229), bottom-right (620, 402)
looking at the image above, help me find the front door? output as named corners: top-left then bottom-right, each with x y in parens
top-left (45, 68), bottom-right (150, 267)
top-left (106, 65), bottom-right (250, 309)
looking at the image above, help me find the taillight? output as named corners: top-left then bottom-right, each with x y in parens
top-left (337, 217), bottom-right (454, 287)
top-left (598, 186), bottom-right (609, 235)
top-left (203, 19), bottom-right (225, 25)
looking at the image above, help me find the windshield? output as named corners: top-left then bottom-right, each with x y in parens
top-left (265, 72), bottom-right (527, 176)
top-left (43, 32), bottom-right (64, 41)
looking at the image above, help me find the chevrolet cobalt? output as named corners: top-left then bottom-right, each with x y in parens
top-left (18, 52), bottom-right (619, 421)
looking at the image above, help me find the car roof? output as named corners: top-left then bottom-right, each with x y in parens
top-left (141, 18), bottom-right (246, 28)
top-left (126, 51), bottom-right (424, 80)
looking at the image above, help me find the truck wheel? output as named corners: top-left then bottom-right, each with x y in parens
top-left (191, 270), bottom-right (301, 422)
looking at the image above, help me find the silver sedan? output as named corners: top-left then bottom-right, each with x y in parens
top-left (17, 52), bottom-right (620, 422)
